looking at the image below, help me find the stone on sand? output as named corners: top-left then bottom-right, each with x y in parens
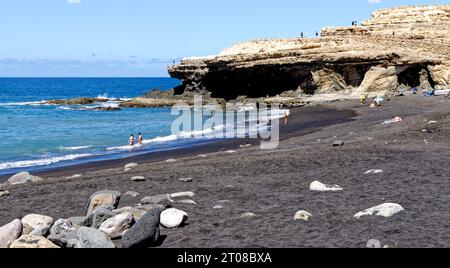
top-left (131, 176), bottom-right (146, 182)
top-left (140, 194), bottom-right (172, 206)
top-left (0, 219), bottom-right (23, 248)
top-left (7, 172), bottom-right (34, 185)
top-left (225, 150), bottom-right (236, 154)
top-left (166, 158), bottom-right (178, 163)
top-left (67, 174), bottom-right (82, 179)
top-left (125, 191), bottom-right (140, 198)
top-left (178, 177), bottom-right (193, 183)
top-left (66, 227), bottom-right (115, 248)
top-left (124, 168), bottom-right (132, 172)
top-left (160, 208), bottom-right (188, 229)
top-left (177, 199), bottom-right (197, 205)
top-left (121, 208), bottom-right (162, 248)
top-left (367, 239), bottom-right (382, 248)
top-left (0, 190), bottom-right (9, 198)
top-left (21, 214), bottom-right (54, 236)
top-left (213, 205), bottom-right (224, 210)
top-left (354, 203), bottom-right (405, 219)
top-left (309, 181), bottom-right (343, 192)
top-left (124, 163), bottom-right (138, 169)
top-left (10, 235), bottom-right (60, 248)
top-left (170, 191), bottom-right (195, 199)
top-left (333, 141), bottom-right (345, 147)
top-left (99, 212), bottom-right (134, 239)
top-left (241, 212), bottom-right (256, 218)
top-left (294, 210), bottom-right (313, 221)
top-left (365, 169), bottom-right (384, 175)
top-left (85, 190), bottom-right (121, 215)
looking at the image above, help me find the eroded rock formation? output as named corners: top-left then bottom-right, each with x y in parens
top-left (165, 4), bottom-right (450, 104)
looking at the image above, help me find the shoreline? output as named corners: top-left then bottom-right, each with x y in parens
top-left (0, 105), bottom-right (355, 182)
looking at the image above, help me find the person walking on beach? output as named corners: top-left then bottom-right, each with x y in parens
top-left (129, 134), bottom-right (135, 147)
top-left (283, 111), bottom-right (289, 125)
top-left (138, 133), bottom-right (143, 145)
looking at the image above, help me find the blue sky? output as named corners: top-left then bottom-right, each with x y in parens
top-left (0, 0), bottom-right (447, 77)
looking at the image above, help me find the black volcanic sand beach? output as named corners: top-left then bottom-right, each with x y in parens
top-left (1, 95), bottom-right (449, 248)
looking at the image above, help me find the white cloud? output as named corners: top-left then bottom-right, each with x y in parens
top-left (367, 0), bottom-right (382, 4)
top-left (67, 0), bottom-right (81, 4)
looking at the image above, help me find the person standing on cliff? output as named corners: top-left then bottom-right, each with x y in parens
top-left (301, 32), bottom-right (304, 38)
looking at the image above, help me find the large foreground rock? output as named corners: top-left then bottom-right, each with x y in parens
top-left (85, 205), bottom-right (117, 229)
top-left (66, 227), bottom-right (115, 248)
top-left (21, 214), bottom-right (54, 236)
top-left (354, 203), bottom-right (405, 219)
top-left (10, 235), bottom-right (60, 248)
top-left (85, 190), bottom-right (121, 215)
top-left (0, 219), bottom-right (23, 248)
top-left (50, 219), bottom-right (79, 236)
top-left (160, 208), bottom-right (189, 229)
top-left (99, 213), bottom-right (134, 239)
top-left (121, 208), bottom-right (162, 248)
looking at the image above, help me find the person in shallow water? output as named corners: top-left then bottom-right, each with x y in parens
top-left (138, 133), bottom-right (143, 145)
top-left (129, 134), bottom-right (135, 146)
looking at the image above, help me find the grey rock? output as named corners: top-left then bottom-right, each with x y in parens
top-left (99, 212), bottom-right (134, 239)
top-left (136, 204), bottom-right (168, 212)
top-left (66, 227), bottom-right (115, 248)
top-left (140, 194), bottom-right (172, 206)
top-left (85, 190), bottom-right (121, 215)
top-left (68, 216), bottom-right (87, 227)
top-left (121, 208), bottom-right (162, 248)
top-left (50, 219), bottom-right (79, 236)
top-left (47, 231), bottom-right (78, 248)
top-left (0, 219), bottom-right (23, 248)
top-left (165, 158), bottom-right (177, 163)
top-left (85, 205), bottom-right (117, 229)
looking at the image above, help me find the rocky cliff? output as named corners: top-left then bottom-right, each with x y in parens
top-left (163, 4), bottom-right (450, 105)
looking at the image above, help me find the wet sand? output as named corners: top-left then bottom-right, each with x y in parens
top-left (1, 95), bottom-right (449, 248)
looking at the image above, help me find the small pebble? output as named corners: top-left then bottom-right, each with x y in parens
top-left (178, 177), bottom-right (193, 183)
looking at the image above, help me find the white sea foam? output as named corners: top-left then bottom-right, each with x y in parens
top-left (60, 145), bottom-right (93, 151)
top-left (0, 154), bottom-right (93, 170)
top-left (0, 101), bottom-right (47, 107)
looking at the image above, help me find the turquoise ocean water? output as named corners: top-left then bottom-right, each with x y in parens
top-left (0, 77), bottom-right (211, 175)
